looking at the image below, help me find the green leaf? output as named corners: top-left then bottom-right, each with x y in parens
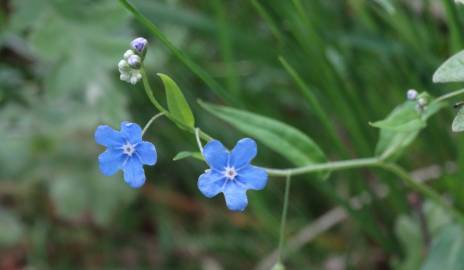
top-left (199, 101), bottom-right (327, 179)
top-left (422, 224), bottom-right (464, 270)
top-left (158, 73), bottom-right (195, 128)
top-left (433, 50), bottom-right (464, 83)
top-left (452, 106), bottom-right (464, 132)
top-left (374, 99), bottom-right (444, 159)
top-left (173, 151), bottom-right (203, 161)
top-left (370, 102), bottom-right (425, 132)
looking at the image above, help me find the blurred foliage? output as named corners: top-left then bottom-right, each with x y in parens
top-left (2, 0), bottom-right (464, 269)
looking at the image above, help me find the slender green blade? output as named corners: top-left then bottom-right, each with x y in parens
top-left (199, 100), bottom-right (328, 179)
top-left (158, 73), bottom-right (195, 128)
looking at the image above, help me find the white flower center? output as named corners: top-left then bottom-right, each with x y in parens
top-left (223, 166), bottom-right (237, 180)
top-left (122, 143), bottom-right (135, 156)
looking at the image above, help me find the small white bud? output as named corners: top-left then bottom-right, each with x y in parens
top-left (123, 49), bottom-right (135, 60)
top-left (129, 75), bottom-right (139, 85)
top-left (127, 54), bottom-right (141, 69)
top-left (406, 89), bottom-right (418, 100)
top-left (120, 73), bottom-right (130, 82)
top-left (418, 97), bottom-right (427, 106)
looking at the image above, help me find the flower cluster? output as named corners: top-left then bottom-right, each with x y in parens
top-left (118, 37), bottom-right (148, 85)
top-left (95, 37), bottom-right (268, 212)
top-left (406, 89), bottom-right (428, 112)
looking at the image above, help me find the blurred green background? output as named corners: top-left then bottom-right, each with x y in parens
top-left (2, 0), bottom-right (464, 269)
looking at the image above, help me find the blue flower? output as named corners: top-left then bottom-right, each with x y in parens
top-left (130, 37), bottom-right (148, 54)
top-left (95, 122), bottom-right (157, 188)
top-left (198, 138), bottom-right (268, 212)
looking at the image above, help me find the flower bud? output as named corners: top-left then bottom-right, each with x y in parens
top-left (406, 89), bottom-right (418, 100)
top-left (127, 54), bottom-right (142, 69)
top-left (120, 73), bottom-right (130, 82)
top-left (418, 97), bottom-right (427, 107)
top-left (123, 49), bottom-right (135, 60)
top-left (131, 37), bottom-right (148, 54)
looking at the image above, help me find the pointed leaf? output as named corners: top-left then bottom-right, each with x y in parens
top-left (370, 102), bottom-right (425, 132)
top-left (375, 99), bottom-right (444, 159)
top-left (173, 151), bottom-right (203, 161)
top-left (199, 101), bottom-right (327, 179)
top-left (452, 106), bottom-right (464, 132)
top-left (158, 73), bottom-right (195, 128)
top-left (433, 50), bottom-right (464, 83)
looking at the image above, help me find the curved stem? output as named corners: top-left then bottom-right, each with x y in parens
top-left (379, 163), bottom-right (464, 225)
top-left (434, 88), bottom-right (464, 103)
top-left (195, 128), bottom-right (203, 152)
top-left (142, 112), bottom-right (166, 136)
top-left (263, 157), bottom-right (380, 177)
top-left (277, 174), bottom-right (292, 264)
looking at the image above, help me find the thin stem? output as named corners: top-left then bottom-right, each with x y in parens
top-left (264, 157), bottom-right (380, 177)
top-left (434, 88), bottom-right (464, 103)
top-left (195, 128), bottom-right (203, 152)
top-left (379, 163), bottom-right (464, 225)
top-left (142, 112), bottom-right (166, 136)
top-left (277, 174), bottom-right (292, 263)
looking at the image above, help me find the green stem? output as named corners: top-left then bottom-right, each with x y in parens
top-left (264, 157), bottom-right (380, 177)
top-left (277, 174), bottom-right (292, 263)
top-left (142, 112), bottom-right (166, 136)
top-left (434, 88), bottom-right (464, 103)
top-left (195, 128), bottom-right (203, 152)
top-left (379, 163), bottom-right (464, 225)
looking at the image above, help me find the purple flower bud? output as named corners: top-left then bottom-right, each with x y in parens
top-left (131, 37), bottom-right (148, 54)
top-left (406, 89), bottom-right (418, 100)
top-left (127, 55), bottom-right (141, 69)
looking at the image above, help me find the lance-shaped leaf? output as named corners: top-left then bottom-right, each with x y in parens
top-left (173, 151), bottom-right (203, 161)
top-left (199, 101), bottom-right (328, 179)
top-left (452, 106), bottom-right (464, 132)
top-left (433, 50), bottom-right (464, 83)
top-left (374, 98), bottom-right (445, 159)
top-left (370, 102), bottom-right (425, 132)
top-left (158, 73), bottom-right (195, 128)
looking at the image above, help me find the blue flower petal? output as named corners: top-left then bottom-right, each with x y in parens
top-left (229, 138), bottom-right (257, 168)
top-left (98, 149), bottom-right (126, 176)
top-left (198, 170), bottom-right (226, 198)
top-left (95, 125), bottom-right (124, 148)
top-left (223, 181), bottom-right (248, 212)
top-left (237, 165), bottom-right (268, 190)
top-left (123, 157), bottom-right (146, 188)
top-left (202, 140), bottom-right (229, 171)
top-left (120, 122), bottom-right (142, 144)
top-left (136, 141), bottom-right (157, 165)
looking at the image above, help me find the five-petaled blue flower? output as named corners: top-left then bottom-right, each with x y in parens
top-left (198, 138), bottom-right (268, 212)
top-left (95, 122), bottom-right (157, 188)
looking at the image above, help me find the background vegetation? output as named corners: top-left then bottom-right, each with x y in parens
top-left (1, 0), bottom-right (464, 269)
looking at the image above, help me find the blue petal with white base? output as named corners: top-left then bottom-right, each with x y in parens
top-left (197, 138), bottom-right (268, 212)
top-left (95, 122), bottom-right (157, 188)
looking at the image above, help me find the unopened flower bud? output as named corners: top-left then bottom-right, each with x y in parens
top-left (418, 97), bottom-right (427, 107)
top-left (406, 89), bottom-right (418, 100)
top-left (123, 49), bottom-right (135, 60)
top-left (131, 37), bottom-right (148, 54)
top-left (127, 54), bottom-right (141, 69)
